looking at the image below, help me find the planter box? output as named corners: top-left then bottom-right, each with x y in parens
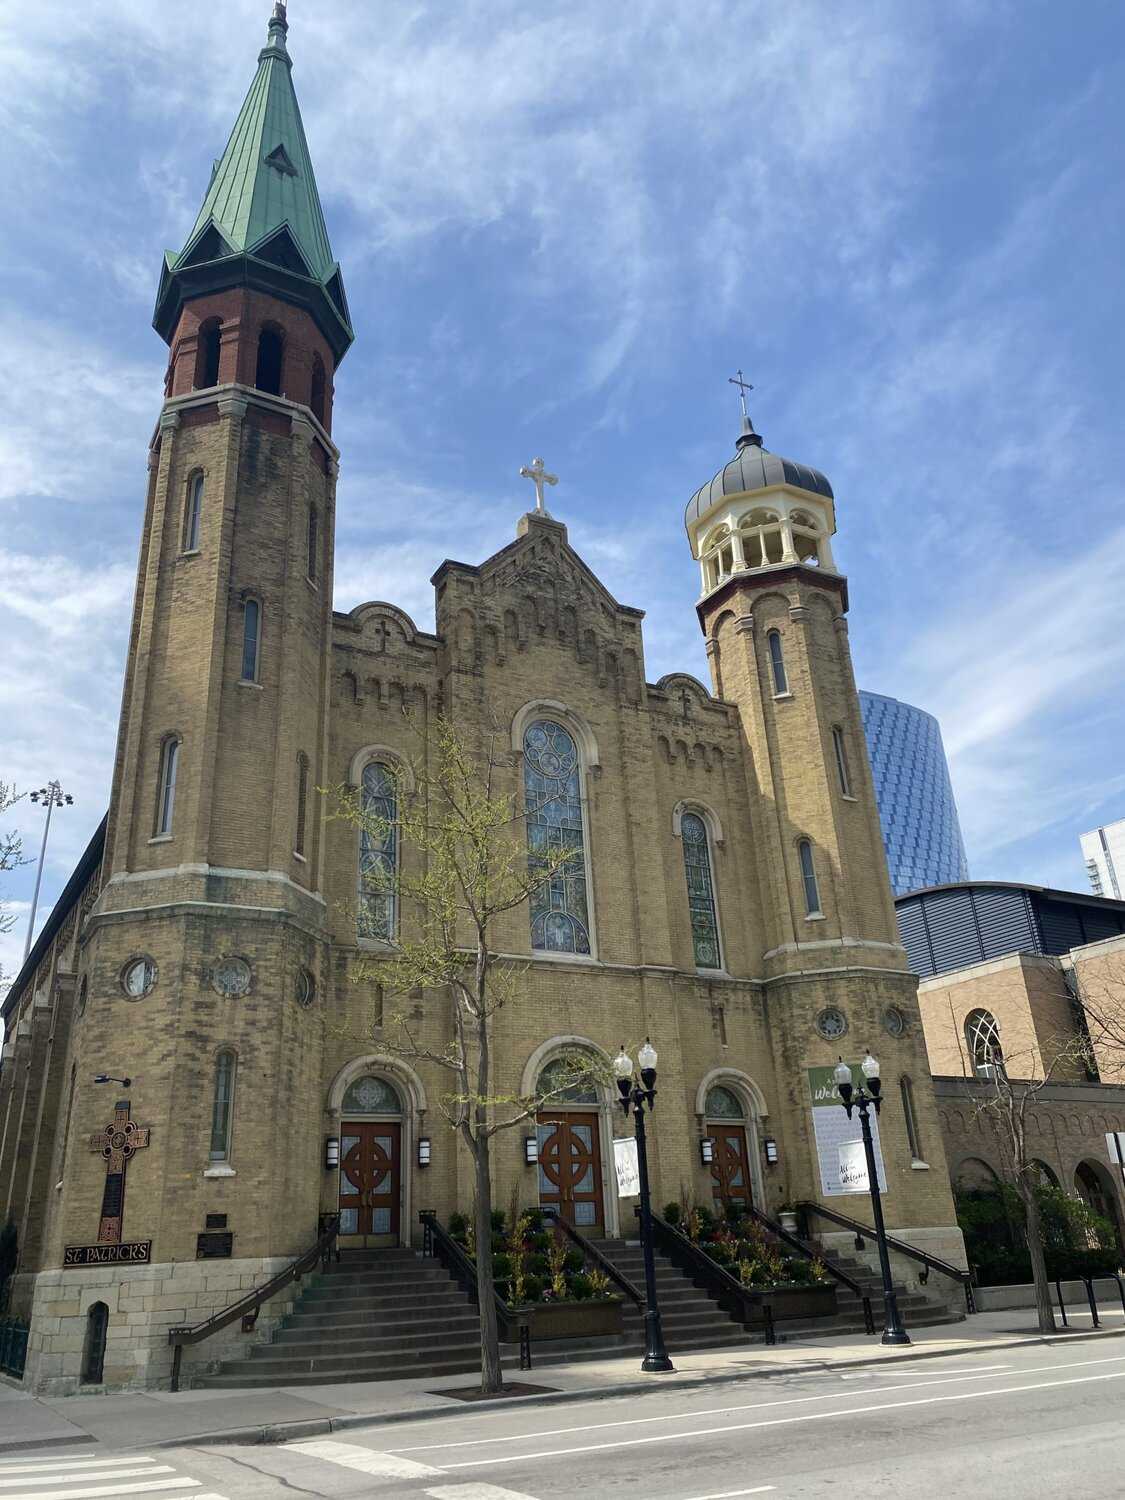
top-left (751, 1282), bottom-right (837, 1323)
top-left (511, 1298), bottom-right (625, 1342)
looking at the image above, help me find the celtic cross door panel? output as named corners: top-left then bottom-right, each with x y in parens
top-left (709, 1124), bottom-right (752, 1212)
top-left (536, 1111), bottom-right (604, 1230)
top-left (338, 1122), bottom-right (402, 1245)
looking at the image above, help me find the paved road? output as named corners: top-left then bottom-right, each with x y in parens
top-left (6, 1340), bottom-right (1125, 1499)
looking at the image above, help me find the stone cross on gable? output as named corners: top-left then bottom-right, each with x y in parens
top-left (519, 457), bottom-right (558, 513)
top-left (679, 687), bottom-right (693, 720)
top-left (89, 1100), bottom-right (150, 1244)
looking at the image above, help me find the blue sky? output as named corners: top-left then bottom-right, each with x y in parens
top-left (2, 0), bottom-right (1124, 977)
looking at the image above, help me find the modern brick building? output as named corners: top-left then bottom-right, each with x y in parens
top-left (0, 6), bottom-right (962, 1393)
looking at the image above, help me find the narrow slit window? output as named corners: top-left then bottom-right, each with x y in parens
top-left (798, 839), bottom-right (821, 915)
top-left (310, 355), bottom-right (326, 426)
top-left (900, 1076), bottom-right (923, 1160)
top-left (209, 1050), bottom-right (236, 1161)
top-left (768, 630), bottom-right (788, 694)
top-left (156, 737), bottom-right (180, 836)
top-left (184, 473), bottom-right (203, 552)
top-left (832, 726), bottom-right (852, 796)
top-left (241, 598), bottom-right (261, 682)
top-left (307, 505), bottom-right (319, 583)
top-left (295, 753), bottom-right (309, 856)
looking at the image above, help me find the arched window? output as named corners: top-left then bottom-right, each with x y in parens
top-left (705, 1085), bottom-right (744, 1119)
top-left (241, 598), bottom-right (261, 683)
top-left (342, 1075), bottom-right (401, 1113)
top-left (537, 1055), bottom-right (599, 1104)
top-left (255, 327), bottom-right (284, 395)
top-left (681, 812), bottom-right (721, 969)
top-left (789, 509), bottom-right (821, 565)
top-left (832, 726), bottom-right (852, 796)
top-left (156, 736), bottom-right (180, 836)
top-left (183, 472), bottom-right (203, 553)
top-left (767, 630), bottom-right (788, 695)
top-left (194, 319), bottom-right (222, 390)
top-left (965, 1009), bottom-right (1002, 1077)
top-left (209, 1050), bottom-right (236, 1161)
top-left (900, 1076), bottom-right (923, 1160)
top-left (295, 752), bottom-right (309, 857)
top-left (701, 524), bottom-right (735, 590)
top-left (81, 1302), bottom-right (109, 1385)
top-left (358, 761), bottom-right (397, 940)
top-left (310, 354), bottom-right (326, 426)
top-left (306, 505), bottom-right (319, 583)
top-left (523, 720), bottom-right (591, 955)
top-left (798, 839), bottom-right (821, 915)
top-left (738, 508), bottom-right (783, 567)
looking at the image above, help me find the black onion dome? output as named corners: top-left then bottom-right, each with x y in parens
top-left (685, 417), bottom-right (833, 532)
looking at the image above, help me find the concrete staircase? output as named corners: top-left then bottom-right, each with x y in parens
top-left (589, 1239), bottom-right (762, 1353)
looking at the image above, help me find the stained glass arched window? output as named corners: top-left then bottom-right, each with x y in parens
top-left (358, 762), bottom-right (397, 940)
top-left (523, 720), bottom-right (591, 954)
top-left (681, 812), bottom-right (721, 969)
top-left (537, 1055), bottom-right (599, 1104)
top-left (705, 1085), bottom-right (744, 1119)
top-left (342, 1075), bottom-right (402, 1113)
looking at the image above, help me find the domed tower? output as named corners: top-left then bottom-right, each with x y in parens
top-left (686, 395), bottom-right (962, 1255)
top-left (31, 5), bottom-right (354, 1392)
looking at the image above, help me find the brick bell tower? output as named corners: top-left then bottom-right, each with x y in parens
top-left (687, 390), bottom-right (962, 1259)
top-left (38, 4), bottom-right (355, 1388)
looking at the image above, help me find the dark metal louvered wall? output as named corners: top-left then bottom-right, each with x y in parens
top-left (896, 883), bottom-right (1125, 978)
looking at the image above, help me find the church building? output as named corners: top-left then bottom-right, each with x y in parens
top-left (0, 6), bottom-right (963, 1393)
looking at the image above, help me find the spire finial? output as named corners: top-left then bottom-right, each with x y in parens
top-left (263, 1), bottom-right (290, 60)
top-left (519, 456), bottom-right (559, 515)
top-left (728, 369), bottom-right (763, 449)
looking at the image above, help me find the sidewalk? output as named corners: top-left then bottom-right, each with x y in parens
top-left (2, 1302), bottom-right (1123, 1454)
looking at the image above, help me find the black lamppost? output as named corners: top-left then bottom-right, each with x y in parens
top-left (834, 1051), bottom-right (910, 1347)
top-left (614, 1039), bottom-right (674, 1373)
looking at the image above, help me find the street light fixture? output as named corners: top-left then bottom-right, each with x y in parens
top-left (614, 1039), bottom-right (674, 1374)
top-left (93, 1074), bottom-right (133, 1088)
top-left (834, 1051), bottom-right (910, 1346)
top-left (24, 781), bottom-right (74, 963)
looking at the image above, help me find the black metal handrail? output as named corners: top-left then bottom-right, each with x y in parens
top-left (800, 1200), bottom-right (976, 1315)
top-left (167, 1213), bottom-right (340, 1391)
top-left (1052, 1273), bottom-right (1125, 1329)
top-left (646, 1211), bottom-right (778, 1345)
top-left (541, 1208), bottom-right (644, 1307)
top-left (419, 1211), bottom-right (532, 1368)
top-left (744, 1206), bottom-right (876, 1335)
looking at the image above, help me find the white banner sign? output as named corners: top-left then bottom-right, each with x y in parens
top-left (838, 1140), bottom-right (869, 1194)
top-left (1106, 1131), bottom-right (1125, 1167)
top-left (613, 1136), bottom-right (640, 1197)
top-left (807, 1064), bottom-right (888, 1196)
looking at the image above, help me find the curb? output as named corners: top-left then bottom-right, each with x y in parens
top-left (157, 1322), bottom-right (1125, 1451)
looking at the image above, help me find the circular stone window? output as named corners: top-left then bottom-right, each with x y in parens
top-left (212, 957), bottom-right (252, 998)
top-left (121, 957), bottom-right (156, 999)
top-left (882, 1005), bottom-right (906, 1037)
top-left (296, 968), bottom-right (316, 1008)
top-left (816, 1007), bottom-right (848, 1042)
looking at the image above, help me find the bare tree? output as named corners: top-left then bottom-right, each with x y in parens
top-left (328, 715), bottom-right (603, 1394)
top-left (0, 782), bottom-right (26, 992)
top-left (967, 1032), bottom-right (1092, 1334)
top-left (1065, 956), bottom-right (1125, 1084)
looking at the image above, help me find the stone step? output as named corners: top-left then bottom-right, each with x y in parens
top-left (279, 1312), bottom-right (483, 1343)
top-left (296, 1288), bottom-right (475, 1312)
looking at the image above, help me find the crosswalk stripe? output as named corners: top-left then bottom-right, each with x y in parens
top-left (0, 1465), bottom-right (154, 1478)
top-left (286, 1439), bottom-right (443, 1479)
top-left (0, 1478), bottom-right (201, 1500)
top-left (0, 1468), bottom-right (174, 1491)
top-left (0, 1464), bottom-right (160, 1476)
top-left (426, 1486), bottom-right (543, 1499)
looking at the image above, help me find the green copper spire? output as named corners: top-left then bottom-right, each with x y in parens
top-left (154, 3), bottom-right (353, 362)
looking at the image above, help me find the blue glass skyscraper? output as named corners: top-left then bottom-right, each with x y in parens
top-left (858, 691), bottom-right (970, 896)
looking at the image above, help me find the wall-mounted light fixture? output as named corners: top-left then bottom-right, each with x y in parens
top-left (418, 1137), bottom-right (432, 1168)
top-left (699, 1136), bottom-right (715, 1166)
top-left (524, 1135), bottom-right (539, 1165)
top-left (325, 1135), bottom-right (340, 1171)
top-left (763, 1137), bottom-right (779, 1165)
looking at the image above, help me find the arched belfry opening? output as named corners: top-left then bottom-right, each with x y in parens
top-left (194, 319), bottom-right (222, 389)
top-left (255, 326), bottom-right (284, 395)
top-left (310, 354), bottom-right (327, 426)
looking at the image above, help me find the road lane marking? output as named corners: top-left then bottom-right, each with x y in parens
top-left (426, 1486), bottom-right (543, 1499)
top-left (0, 1462), bottom-right (160, 1476)
top-left (286, 1439), bottom-right (443, 1479)
top-left (392, 1352), bottom-right (1125, 1454)
top-left (684, 1489), bottom-right (776, 1499)
top-left (440, 1368), bottom-right (1125, 1469)
top-left (0, 1467), bottom-right (174, 1489)
top-left (0, 1480), bottom-right (201, 1500)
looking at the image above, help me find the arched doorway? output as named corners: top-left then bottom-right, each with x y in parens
top-left (1075, 1160), bottom-right (1124, 1249)
top-left (534, 1055), bottom-right (608, 1233)
top-left (704, 1084), bottom-right (754, 1214)
top-left (338, 1075), bottom-right (404, 1248)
